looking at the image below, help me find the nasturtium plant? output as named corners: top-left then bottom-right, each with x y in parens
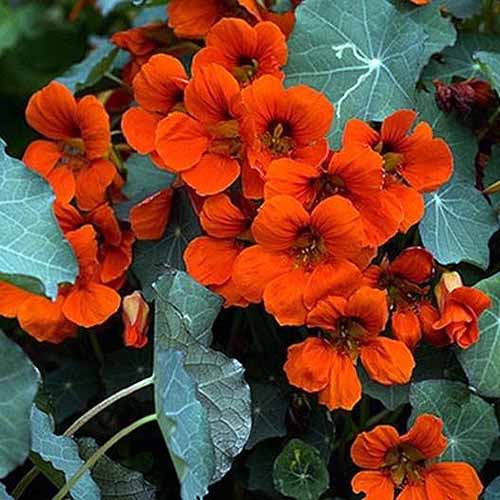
top-left (1, 0), bottom-right (500, 498)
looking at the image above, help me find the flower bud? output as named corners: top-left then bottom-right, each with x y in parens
top-left (434, 79), bottom-right (495, 114)
top-left (122, 291), bottom-right (150, 348)
top-left (434, 271), bottom-right (463, 309)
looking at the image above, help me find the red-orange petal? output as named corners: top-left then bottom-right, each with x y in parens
top-left (284, 337), bottom-right (333, 392)
top-left (391, 308), bottom-right (422, 350)
top-left (252, 194), bottom-right (309, 251)
top-left (352, 471), bottom-right (395, 500)
top-left (232, 245), bottom-right (293, 302)
top-left (75, 159), bottom-right (116, 211)
top-left (0, 281), bottom-right (33, 318)
top-left (303, 259), bottom-right (362, 310)
top-left (76, 95), bottom-right (110, 159)
top-left (100, 231), bottom-right (135, 284)
top-left (342, 118), bottom-right (379, 149)
top-left (25, 81), bottom-right (78, 140)
top-left (22, 140), bottom-right (62, 178)
top-left (122, 107), bottom-right (162, 154)
top-left (385, 182), bottom-right (424, 232)
top-left (263, 268), bottom-right (309, 325)
top-left (168, 0), bottom-right (219, 39)
top-left (184, 63), bottom-right (241, 124)
top-left (361, 336), bottom-right (415, 385)
top-left (155, 112), bottom-right (209, 171)
top-left (63, 282), bottom-right (121, 327)
top-left (400, 414), bottom-right (447, 460)
top-left (306, 295), bottom-right (348, 331)
top-left (130, 188), bottom-right (173, 240)
top-left (200, 193), bottom-right (247, 238)
top-left (390, 247), bottom-right (434, 284)
top-left (184, 236), bottom-right (241, 286)
top-left (264, 158), bottom-right (320, 206)
top-left (380, 109), bottom-right (417, 147)
top-left (133, 54), bottom-right (187, 114)
top-left (351, 425), bottom-right (400, 469)
top-left (346, 286), bottom-right (389, 333)
top-left (310, 195), bottom-right (365, 261)
top-left (18, 292), bottom-right (77, 343)
top-left (318, 349), bottom-right (362, 410)
top-left (423, 462), bottom-right (483, 500)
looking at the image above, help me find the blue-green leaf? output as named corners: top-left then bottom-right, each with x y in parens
top-left (154, 348), bottom-right (215, 500)
top-left (273, 439), bottom-right (329, 500)
top-left (0, 139), bottom-right (78, 299)
top-left (57, 39), bottom-right (119, 93)
top-left (246, 382), bottom-right (288, 450)
top-left (78, 436), bottom-right (157, 498)
top-left (474, 50), bottom-right (500, 94)
top-left (0, 331), bottom-right (40, 478)
top-left (485, 477), bottom-right (500, 500)
top-left (409, 380), bottom-right (498, 469)
top-left (422, 32), bottom-right (500, 85)
top-left (286, 0), bottom-right (426, 145)
top-left (153, 270), bottom-right (252, 483)
top-left (456, 273), bottom-right (500, 398)
top-left (30, 406), bottom-right (100, 500)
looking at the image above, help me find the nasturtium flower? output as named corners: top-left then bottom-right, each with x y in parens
top-left (184, 193), bottom-right (254, 307)
top-left (122, 54), bottom-right (188, 167)
top-left (192, 18), bottom-right (287, 85)
top-left (54, 202), bottom-right (135, 284)
top-left (364, 247), bottom-right (438, 350)
top-left (122, 291), bottom-right (150, 348)
top-left (284, 287), bottom-right (415, 410)
top-left (351, 414), bottom-right (483, 499)
top-left (168, 0), bottom-right (261, 39)
top-left (232, 194), bottom-right (373, 325)
top-left (23, 81), bottom-right (117, 211)
top-left (0, 225), bottom-right (121, 342)
top-left (264, 147), bottom-right (403, 246)
top-left (430, 271), bottom-right (491, 349)
top-left (242, 75), bottom-right (333, 175)
top-left (343, 109), bottom-right (453, 232)
top-left (155, 63), bottom-right (255, 195)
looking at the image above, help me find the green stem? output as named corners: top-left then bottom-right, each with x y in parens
top-left (12, 376), bottom-right (154, 499)
top-left (104, 71), bottom-right (131, 91)
top-left (52, 414), bottom-right (157, 500)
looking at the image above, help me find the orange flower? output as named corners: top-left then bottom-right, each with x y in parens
top-left (343, 110), bottom-right (453, 232)
top-left (23, 82), bottom-right (116, 211)
top-left (0, 225), bottom-right (121, 342)
top-left (122, 291), bottom-right (150, 348)
top-left (184, 194), bottom-right (254, 307)
top-left (168, 0), bottom-right (261, 39)
top-left (192, 18), bottom-right (287, 86)
top-left (364, 247), bottom-right (437, 350)
top-left (242, 76), bottom-right (333, 178)
top-left (284, 287), bottom-right (414, 410)
top-left (351, 414), bottom-right (483, 499)
top-left (155, 63), bottom-right (255, 195)
top-left (264, 148), bottom-right (403, 246)
top-left (410, 0), bottom-right (430, 4)
top-left (232, 194), bottom-right (373, 325)
top-left (430, 272), bottom-right (491, 349)
top-left (54, 202), bottom-right (135, 284)
top-left (122, 54), bottom-right (188, 168)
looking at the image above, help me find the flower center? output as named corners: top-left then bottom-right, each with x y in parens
top-left (58, 138), bottom-right (89, 171)
top-left (261, 121), bottom-right (295, 156)
top-left (207, 119), bottom-right (243, 158)
top-left (292, 229), bottom-right (326, 270)
top-left (327, 317), bottom-right (368, 360)
top-left (233, 56), bottom-right (259, 84)
top-left (384, 444), bottom-right (426, 488)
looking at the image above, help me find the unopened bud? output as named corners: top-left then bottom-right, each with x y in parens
top-left (122, 291), bottom-right (150, 348)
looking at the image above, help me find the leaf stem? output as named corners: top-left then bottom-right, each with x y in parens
top-left (52, 413), bottom-right (157, 500)
top-left (11, 376), bottom-right (154, 499)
